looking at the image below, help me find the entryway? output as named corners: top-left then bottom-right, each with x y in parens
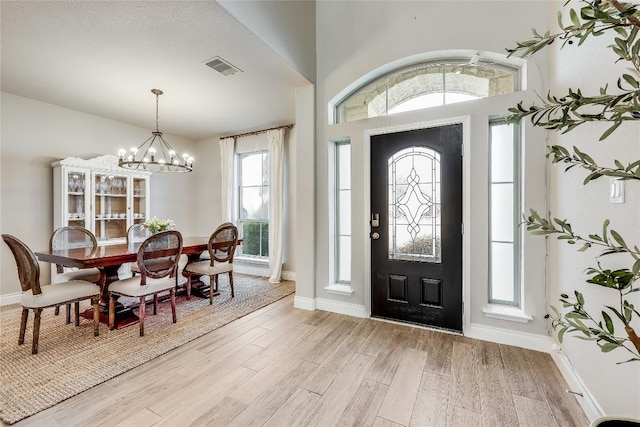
top-left (370, 124), bottom-right (463, 331)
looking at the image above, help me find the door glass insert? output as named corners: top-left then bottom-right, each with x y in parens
top-left (388, 146), bottom-right (441, 263)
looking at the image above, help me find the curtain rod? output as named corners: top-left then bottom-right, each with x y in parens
top-left (221, 123), bottom-right (294, 140)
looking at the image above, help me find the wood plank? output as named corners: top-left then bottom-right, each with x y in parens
top-left (372, 417), bottom-right (405, 427)
top-left (262, 388), bottom-right (321, 427)
top-left (243, 323), bottom-right (314, 371)
top-left (252, 310), bottom-right (315, 348)
top-left (500, 344), bottom-right (543, 401)
top-left (409, 371), bottom-right (450, 427)
top-left (228, 359), bottom-right (319, 427)
top-left (298, 317), bottom-right (361, 364)
top-left (447, 341), bottom-right (481, 413)
top-left (112, 409), bottom-right (161, 427)
top-left (422, 330), bottom-right (454, 375)
top-left (525, 350), bottom-right (589, 427)
top-left (188, 397), bottom-right (247, 427)
top-left (446, 405), bottom-right (482, 427)
top-left (365, 331), bottom-right (405, 385)
top-left (151, 366), bottom-right (255, 425)
top-left (301, 352), bottom-right (376, 426)
top-left (230, 350), bottom-right (304, 405)
top-left (513, 395), bottom-right (559, 427)
top-left (358, 321), bottom-right (397, 357)
top-left (302, 320), bottom-right (377, 394)
top-left (378, 347), bottom-right (428, 426)
top-left (477, 364), bottom-right (519, 427)
top-left (336, 379), bottom-right (389, 427)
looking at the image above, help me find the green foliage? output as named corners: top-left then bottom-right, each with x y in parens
top-left (507, 0), bottom-right (640, 362)
top-left (242, 221), bottom-right (269, 257)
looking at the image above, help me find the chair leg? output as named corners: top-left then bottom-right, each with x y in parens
top-left (139, 296), bottom-right (146, 337)
top-left (214, 274), bottom-right (219, 292)
top-left (209, 276), bottom-right (214, 305)
top-left (153, 294), bottom-right (158, 316)
top-left (74, 301), bottom-right (80, 326)
top-left (229, 271), bottom-right (234, 298)
top-left (19, 308), bottom-right (28, 345)
top-left (92, 297), bottom-right (100, 337)
top-left (54, 306), bottom-right (60, 316)
top-left (170, 289), bottom-right (177, 323)
top-left (65, 303), bottom-right (71, 325)
top-left (186, 275), bottom-right (192, 300)
top-left (108, 294), bottom-right (116, 330)
top-left (32, 308), bottom-right (42, 355)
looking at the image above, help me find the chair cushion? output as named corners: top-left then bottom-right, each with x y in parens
top-left (21, 281), bottom-right (100, 309)
top-left (108, 276), bottom-right (177, 298)
top-left (184, 261), bottom-right (232, 276)
top-left (53, 268), bottom-right (101, 284)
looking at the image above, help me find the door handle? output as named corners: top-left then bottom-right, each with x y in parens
top-left (370, 232), bottom-right (380, 240)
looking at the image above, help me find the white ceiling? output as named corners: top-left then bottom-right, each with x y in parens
top-left (0, 1), bottom-right (310, 140)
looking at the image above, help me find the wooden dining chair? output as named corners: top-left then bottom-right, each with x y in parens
top-left (126, 223), bottom-right (152, 275)
top-left (108, 230), bottom-right (183, 336)
top-left (2, 234), bottom-right (100, 354)
top-left (50, 226), bottom-right (101, 324)
top-left (183, 223), bottom-right (238, 304)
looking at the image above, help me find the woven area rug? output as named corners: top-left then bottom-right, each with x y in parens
top-left (0, 275), bottom-right (295, 424)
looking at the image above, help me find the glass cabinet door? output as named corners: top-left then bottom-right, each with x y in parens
top-left (66, 171), bottom-right (89, 228)
top-left (93, 173), bottom-right (129, 242)
top-left (132, 177), bottom-right (148, 226)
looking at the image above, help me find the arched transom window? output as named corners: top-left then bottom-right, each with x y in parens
top-left (334, 57), bottom-right (519, 123)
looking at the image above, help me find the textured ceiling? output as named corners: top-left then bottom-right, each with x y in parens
top-left (0, 1), bottom-right (310, 140)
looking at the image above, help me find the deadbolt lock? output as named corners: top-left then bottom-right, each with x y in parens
top-left (371, 232), bottom-right (380, 240)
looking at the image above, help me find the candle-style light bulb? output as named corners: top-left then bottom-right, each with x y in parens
top-left (149, 147), bottom-right (156, 162)
top-left (118, 149), bottom-right (126, 159)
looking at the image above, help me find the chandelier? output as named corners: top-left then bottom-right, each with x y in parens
top-left (118, 89), bottom-right (193, 173)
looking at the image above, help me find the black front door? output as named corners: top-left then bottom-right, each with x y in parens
top-left (370, 124), bottom-right (463, 331)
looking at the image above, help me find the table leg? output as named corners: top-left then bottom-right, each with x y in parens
top-left (81, 264), bottom-right (139, 329)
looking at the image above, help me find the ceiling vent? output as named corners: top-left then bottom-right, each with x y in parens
top-left (204, 56), bottom-right (242, 76)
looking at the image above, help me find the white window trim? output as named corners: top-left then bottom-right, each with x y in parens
top-left (482, 304), bottom-right (532, 323)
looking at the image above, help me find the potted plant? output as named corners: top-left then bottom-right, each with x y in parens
top-left (505, 1), bottom-right (639, 425)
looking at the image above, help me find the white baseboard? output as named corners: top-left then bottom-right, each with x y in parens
top-left (233, 263), bottom-right (295, 282)
top-left (0, 292), bottom-right (21, 307)
top-left (464, 322), bottom-right (555, 353)
top-left (293, 295), bottom-right (316, 311)
top-left (316, 298), bottom-right (367, 318)
top-left (550, 350), bottom-right (604, 422)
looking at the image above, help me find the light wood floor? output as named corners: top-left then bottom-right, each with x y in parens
top-left (5, 294), bottom-right (588, 427)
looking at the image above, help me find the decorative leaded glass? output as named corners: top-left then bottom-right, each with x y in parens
top-left (388, 146), bottom-right (441, 263)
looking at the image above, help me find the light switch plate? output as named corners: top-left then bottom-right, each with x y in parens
top-left (610, 178), bottom-right (625, 204)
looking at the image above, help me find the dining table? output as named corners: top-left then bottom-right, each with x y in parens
top-left (35, 236), bottom-right (234, 329)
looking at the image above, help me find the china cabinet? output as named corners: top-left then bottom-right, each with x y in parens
top-left (52, 155), bottom-right (151, 245)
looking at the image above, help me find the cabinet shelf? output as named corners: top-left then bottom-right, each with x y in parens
top-left (95, 193), bottom-right (127, 198)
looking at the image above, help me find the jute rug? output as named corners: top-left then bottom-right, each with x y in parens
top-left (0, 275), bottom-right (295, 424)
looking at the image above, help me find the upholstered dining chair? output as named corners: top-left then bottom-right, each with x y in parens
top-left (108, 230), bottom-right (183, 337)
top-left (50, 226), bottom-right (101, 324)
top-left (183, 223), bottom-right (238, 304)
top-left (2, 234), bottom-right (100, 354)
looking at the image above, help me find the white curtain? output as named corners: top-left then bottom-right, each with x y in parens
top-left (219, 137), bottom-right (235, 223)
top-left (267, 128), bottom-right (285, 283)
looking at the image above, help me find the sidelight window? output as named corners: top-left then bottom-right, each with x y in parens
top-left (488, 120), bottom-right (521, 306)
top-left (335, 141), bottom-right (351, 283)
